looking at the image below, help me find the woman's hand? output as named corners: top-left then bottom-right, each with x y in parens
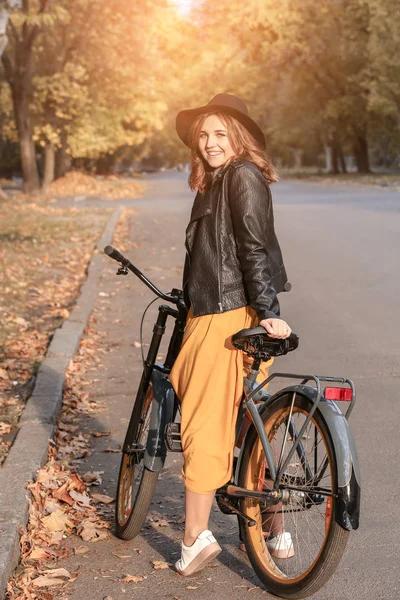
top-left (259, 318), bottom-right (291, 339)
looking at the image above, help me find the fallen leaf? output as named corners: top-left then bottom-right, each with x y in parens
top-left (69, 489), bottom-right (91, 507)
top-left (32, 568), bottom-right (71, 588)
top-left (155, 519), bottom-right (169, 527)
top-left (53, 482), bottom-right (75, 506)
top-left (151, 560), bottom-right (169, 570)
top-left (75, 545), bottom-right (89, 555)
top-left (0, 422), bottom-right (12, 435)
top-left (28, 547), bottom-right (49, 560)
top-left (41, 509), bottom-right (73, 532)
top-left (32, 576), bottom-right (65, 588)
top-left (79, 521), bottom-right (98, 541)
top-left (187, 585), bottom-right (199, 589)
top-left (103, 445), bottom-right (121, 453)
top-left (79, 519), bottom-right (108, 542)
top-left (42, 568), bottom-right (71, 579)
top-left (91, 493), bottom-right (114, 504)
top-left (83, 471), bottom-right (103, 485)
top-left (133, 341), bottom-right (141, 348)
top-left (92, 431), bottom-right (111, 437)
top-left (0, 368), bottom-right (9, 380)
top-left (68, 472), bottom-right (86, 491)
top-left (121, 574), bottom-right (146, 583)
top-left (14, 316), bottom-right (29, 327)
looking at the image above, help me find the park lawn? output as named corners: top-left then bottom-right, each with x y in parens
top-left (0, 197), bottom-right (113, 465)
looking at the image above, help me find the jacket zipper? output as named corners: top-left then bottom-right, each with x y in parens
top-left (215, 192), bottom-right (223, 312)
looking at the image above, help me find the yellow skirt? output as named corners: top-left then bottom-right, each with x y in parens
top-left (169, 306), bottom-right (272, 494)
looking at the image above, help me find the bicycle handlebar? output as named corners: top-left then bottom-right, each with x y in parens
top-left (104, 244), bottom-right (129, 265)
top-left (104, 245), bottom-right (181, 305)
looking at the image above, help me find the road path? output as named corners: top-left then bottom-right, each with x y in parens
top-left (53, 173), bottom-right (400, 600)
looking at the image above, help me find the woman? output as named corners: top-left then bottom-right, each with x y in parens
top-left (170, 93), bottom-right (292, 576)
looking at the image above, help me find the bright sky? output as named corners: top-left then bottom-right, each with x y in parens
top-left (170, 0), bottom-right (192, 15)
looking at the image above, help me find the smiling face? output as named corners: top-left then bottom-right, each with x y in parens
top-left (198, 114), bottom-right (236, 169)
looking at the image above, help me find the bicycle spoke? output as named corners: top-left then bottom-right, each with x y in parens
top-left (243, 400), bottom-right (336, 583)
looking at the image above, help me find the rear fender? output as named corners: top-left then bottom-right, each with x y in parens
top-left (143, 369), bottom-right (175, 472)
top-left (236, 385), bottom-right (360, 531)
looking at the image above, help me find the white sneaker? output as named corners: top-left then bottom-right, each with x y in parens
top-left (175, 529), bottom-right (222, 576)
top-left (266, 531), bottom-right (294, 559)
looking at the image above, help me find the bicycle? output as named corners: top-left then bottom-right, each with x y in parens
top-left (104, 244), bottom-right (360, 600)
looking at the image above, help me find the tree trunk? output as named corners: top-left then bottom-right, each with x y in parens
top-left (3, 45), bottom-right (41, 194)
top-left (324, 145), bottom-right (332, 172)
top-left (42, 143), bottom-right (55, 190)
top-left (331, 143), bottom-right (339, 174)
top-left (353, 134), bottom-right (370, 173)
top-left (338, 144), bottom-right (347, 173)
top-left (293, 148), bottom-right (303, 170)
top-left (18, 115), bottom-right (40, 194)
top-left (55, 131), bottom-right (70, 179)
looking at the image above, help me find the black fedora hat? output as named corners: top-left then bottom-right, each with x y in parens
top-left (176, 93), bottom-right (266, 150)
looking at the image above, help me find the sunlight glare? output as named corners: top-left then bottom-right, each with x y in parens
top-left (170, 0), bottom-right (192, 15)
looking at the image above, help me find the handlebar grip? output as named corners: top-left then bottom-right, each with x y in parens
top-left (104, 245), bottom-right (127, 264)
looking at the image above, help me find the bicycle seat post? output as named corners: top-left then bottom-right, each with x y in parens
top-left (247, 358), bottom-right (262, 383)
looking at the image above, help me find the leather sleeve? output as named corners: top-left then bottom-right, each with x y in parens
top-left (182, 252), bottom-right (191, 309)
top-left (228, 165), bottom-right (280, 321)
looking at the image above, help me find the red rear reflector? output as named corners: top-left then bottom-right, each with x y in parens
top-left (324, 387), bottom-right (352, 401)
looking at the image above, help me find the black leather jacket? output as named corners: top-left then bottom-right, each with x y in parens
top-left (183, 158), bottom-right (289, 321)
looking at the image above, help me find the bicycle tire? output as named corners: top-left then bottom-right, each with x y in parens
top-left (239, 393), bottom-right (349, 599)
top-left (115, 384), bottom-right (159, 540)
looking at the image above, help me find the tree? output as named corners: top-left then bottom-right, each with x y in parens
top-left (0, 1), bottom-right (20, 198)
top-left (0, 0), bottom-right (182, 190)
top-left (0, 1), bottom-right (65, 193)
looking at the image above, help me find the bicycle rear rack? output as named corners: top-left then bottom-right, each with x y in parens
top-left (247, 372), bottom-right (356, 419)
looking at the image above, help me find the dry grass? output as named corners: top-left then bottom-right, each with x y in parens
top-left (47, 171), bottom-right (146, 199)
top-left (0, 196), bottom-right (112, 464)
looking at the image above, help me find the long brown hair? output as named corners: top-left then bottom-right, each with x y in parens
top-left (187, 112), bottom-right (278, 193)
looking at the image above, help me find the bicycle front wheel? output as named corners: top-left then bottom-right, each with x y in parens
top-left (239, 393), bottom-right (349, 599)
top-left (115, 383), bottom-right (159, 540)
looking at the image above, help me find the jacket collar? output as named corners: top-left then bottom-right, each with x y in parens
top-left (187, 158), bottom-right (247, 226)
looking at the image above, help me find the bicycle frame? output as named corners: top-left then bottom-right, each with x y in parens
top-left (122, 303), bottom-right (186, 461)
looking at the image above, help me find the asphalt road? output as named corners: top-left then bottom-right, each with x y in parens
top-left (52, 172), bottom-right (400, 600)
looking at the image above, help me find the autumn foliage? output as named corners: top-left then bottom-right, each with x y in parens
top-left (0, 0), bottom-right (399, 193)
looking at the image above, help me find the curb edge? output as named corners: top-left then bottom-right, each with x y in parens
top-left (0, 205), bottom-right (122, 599)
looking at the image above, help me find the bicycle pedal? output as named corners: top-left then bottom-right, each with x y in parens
top-left (165, 422), bottom-right (183, 452)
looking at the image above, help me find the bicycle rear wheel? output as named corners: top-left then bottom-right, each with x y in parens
top-left (239, 393), bottom-right (349, 599)
top-left (115, 383), bottom-right (159, 540)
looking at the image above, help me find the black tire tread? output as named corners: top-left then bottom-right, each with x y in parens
top-left (116, 466), bottom-right (159, 540)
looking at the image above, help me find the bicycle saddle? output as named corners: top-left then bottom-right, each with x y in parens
top-left (232, 326), bottom-right (299, 361)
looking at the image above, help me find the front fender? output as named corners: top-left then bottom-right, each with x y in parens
top-left (143, 369), bottom-right (175, 471)
top-left (237, 385), bottom-right (360, 531)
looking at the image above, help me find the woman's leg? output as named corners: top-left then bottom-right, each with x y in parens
top-left (261, 500), bottom-right (284, 537)
top-left (184, 488), bottom-right (215, 546)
